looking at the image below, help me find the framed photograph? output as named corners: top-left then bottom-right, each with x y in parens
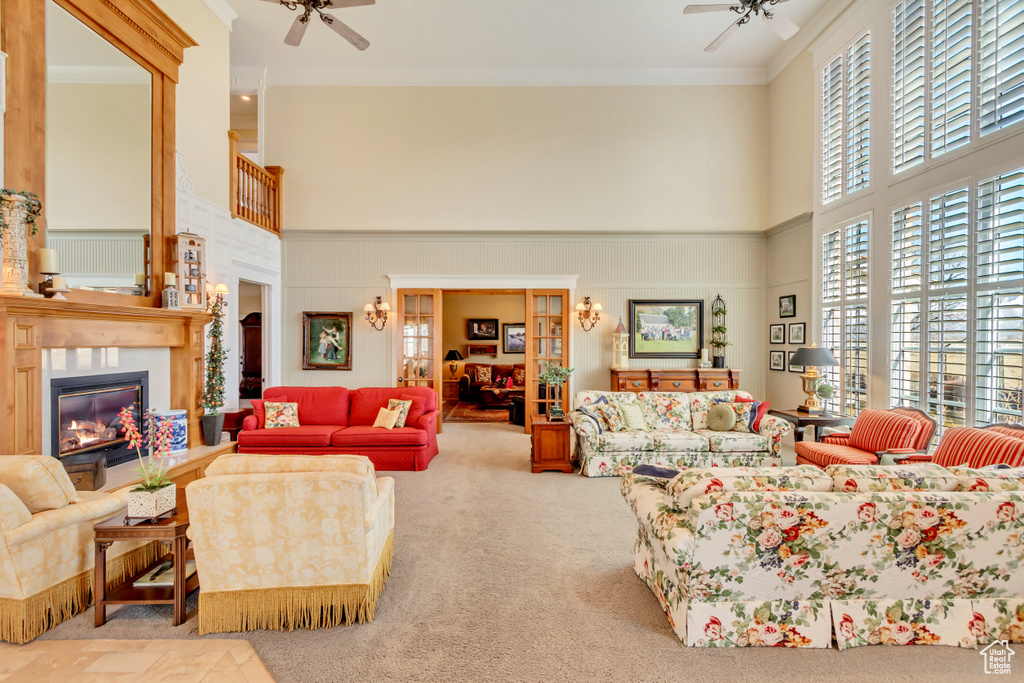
top-left (770, 350), bottom-right (785, 371)
top-left (770, 324), bottom-right (785, 344)
top-left (779, 294), bottom-right (796, 318)
top-left (467, 318), bottom-right (499, 340)
top-left (303, 312), bottom-right (352, 370)
top-left (502, 323), bottom-right (526, 354)
top-left (629, 299), bottom-right (703, 359)
top-left (788, 322), bottom-right (806, 345)
top-left (468, 344), bottom-right (498, 357)
top-left (788, 351), bottom-right (804, 373)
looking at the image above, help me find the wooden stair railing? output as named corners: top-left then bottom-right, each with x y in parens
top-left (229, 131), bottom-right (283, 236)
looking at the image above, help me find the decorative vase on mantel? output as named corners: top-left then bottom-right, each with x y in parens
top-left (1, 194), bottom-right (43, 298)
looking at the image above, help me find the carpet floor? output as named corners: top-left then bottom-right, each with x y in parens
top-left (41, 424), bottom-right (992, 682)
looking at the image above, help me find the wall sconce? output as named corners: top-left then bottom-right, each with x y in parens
top-left (364, 296), bottom-right (391, 331)
top-left (574, 297), bottom-right (602, 331)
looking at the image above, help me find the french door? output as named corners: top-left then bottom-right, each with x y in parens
top-left (395, 289), bottom-right (443, 430)
top-left (524, 289), bottom-right (570, 432)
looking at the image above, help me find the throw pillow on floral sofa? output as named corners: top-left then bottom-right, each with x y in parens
top-left (620, 468), bottom-right (1024, 649)
top-left (825, 463), bottom-right (959, 492)
top-left (950, 466), bottom-right (1024, 492)
top-left (569, 391), bottom-right (790, 477)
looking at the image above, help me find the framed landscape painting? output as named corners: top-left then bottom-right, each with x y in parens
top-left (468, 318), bottom-right (499, 340)
top-left (629, 299), bottom-right (703, 359)
top-left (302, 312), bottom-right (352, 370)
top-left (503, 323), bottom-right (526, 354)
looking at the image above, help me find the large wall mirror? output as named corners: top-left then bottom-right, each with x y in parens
top-left (45, 0), bottom-right (152, 294)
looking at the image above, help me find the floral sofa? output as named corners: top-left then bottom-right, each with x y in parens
top-left (568, 390), bottom-right (790, 477)
top-left (621, 463), bottom-right (1024, 648)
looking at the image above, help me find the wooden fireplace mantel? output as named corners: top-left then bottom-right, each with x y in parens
top-left (0, 297), bottom-right (210, 455)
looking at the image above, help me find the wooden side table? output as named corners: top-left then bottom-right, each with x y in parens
top-left (93, 487), bottom-right (198, 627)
top-left (768, 409), bottom-right (856, 443)
top-left (442, 379), bottom-right (461, 401)
top-left (531, 416), bottom-right (573, 473)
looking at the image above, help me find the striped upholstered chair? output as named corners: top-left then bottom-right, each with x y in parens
top-left (889, 424), bottom-right (1024, 469)
top-left (794, 407), bottom-right (936, 468)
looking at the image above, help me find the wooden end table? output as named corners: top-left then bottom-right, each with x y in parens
top-left (768, 409), bottom-right (856, 443)
top-left (93, 487), bottom-right (198, 627)
top-left (531, 415), bottom-right (573, 473)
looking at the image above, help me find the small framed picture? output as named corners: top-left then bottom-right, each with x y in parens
top-left (502, 323), bottom-right (526, 354)
top-left (788, 322), bottom-right (806, 345)
top-left (788, 351), bottom-right (804, 373)
top-left (779, 294), bottom-right (796, 318)
top-left (770, 324), bottom-right (785, 344)
top-left (467, 319), bottom-right (499, 340)
top-left (770, 350), bottom-right (785, 371)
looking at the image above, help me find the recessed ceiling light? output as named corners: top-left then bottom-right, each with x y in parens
top-left (240, 95), bottom-right (251, 101)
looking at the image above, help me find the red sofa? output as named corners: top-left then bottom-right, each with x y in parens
top-left (238, 386), bottom-right (439, 471)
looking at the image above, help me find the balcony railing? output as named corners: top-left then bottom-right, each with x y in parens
top-left (229, 131), bottom-right (282, 236)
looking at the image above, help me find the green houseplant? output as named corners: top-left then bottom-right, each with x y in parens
top-left (710, 294), bottom-right (728, 368)
top-left (200, 291), bottom-right (228, 445)
top-left (538, 364), bottom-right (574, 421)
top-left (118, 405), bottom-right (176, 519)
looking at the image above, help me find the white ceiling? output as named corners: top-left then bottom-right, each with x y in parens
top-left (225, 0), bottom-right (838, 86)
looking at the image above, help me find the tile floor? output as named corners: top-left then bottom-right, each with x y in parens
top-left (0, 639), bottom-right (273, 682)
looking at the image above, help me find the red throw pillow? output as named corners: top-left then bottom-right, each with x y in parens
top-left (251, 399), bottom-right (268, 428)
top-left (733, 395), bottom-right (770, 432)
top-left (400, 393), bottom-right (427, 428)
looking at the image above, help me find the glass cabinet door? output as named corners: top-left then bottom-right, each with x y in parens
top-left (525, 289), bottom-right (570, 431)
top-left (397, 290), bottom-right (441, 390)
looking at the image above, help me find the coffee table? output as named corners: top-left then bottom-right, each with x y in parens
top-left (93, 487), bottom-right (198, 627)
top-left (768, 409), bottom-right (856, 443)
top-left (478, 385), bottom-right (525, 409)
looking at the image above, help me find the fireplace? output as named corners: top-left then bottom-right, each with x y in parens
top-left (50, 372), bottom-right (149, 467)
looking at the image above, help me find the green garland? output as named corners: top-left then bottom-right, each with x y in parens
top-left (0, 189), bottom-right (42, 235)
top-left (201, 294), bottom-right (228, 415)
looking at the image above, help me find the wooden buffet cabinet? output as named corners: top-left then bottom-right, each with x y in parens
top-left (610, 368), bottom-right (741, 394)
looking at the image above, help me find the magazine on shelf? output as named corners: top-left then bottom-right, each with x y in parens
top-left (133, 559), bottom-right (196, 588)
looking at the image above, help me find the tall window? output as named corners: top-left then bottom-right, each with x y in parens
top-left (821, 218), bottom-right (870, 416)
top-left (822, 32), bottom-right (872, 203)
top-left (890, 165), bottom-right (1024, 430)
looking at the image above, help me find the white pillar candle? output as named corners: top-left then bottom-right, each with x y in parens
top-left (701, 348), bottom-right (708, 362)
top-left (51, 276), bottom-right (66, 290)
top-left (39, 249), bottom-right (58, 273)
top-left (135, 272), bottom-right (146, 286)
top-left (165, 272), bottom-right (177, 287)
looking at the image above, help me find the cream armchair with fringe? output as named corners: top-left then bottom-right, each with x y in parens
top-left (185, 453), bottom-right (395, 635)
top-left (0, 456), bottom-right (160, 643)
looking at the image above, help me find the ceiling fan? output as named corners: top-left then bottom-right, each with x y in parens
top-left (259, 0), bottom-right (375, 51)
top-left (683, 0), bottom-right (800, 53)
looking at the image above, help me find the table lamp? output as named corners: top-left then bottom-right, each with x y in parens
top-left (789, 344), bottom-right (839, 414)
top-left (445, 349), bottom-right (464, 379)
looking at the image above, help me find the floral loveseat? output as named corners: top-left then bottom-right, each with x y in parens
top-left (568, 390), bottom-right (791, 477)
top-left (621, 463), bottom-right (1024, 648)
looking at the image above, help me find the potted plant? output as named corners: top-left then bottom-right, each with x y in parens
top-left (0, 188), bottom-right (42, 296)
top-left (118, 406), bottom-right (176, 519)
top-left (538, 364), bottom-right (573, 421)
top-left (201, 291), bottom-right (228, 445)
top-left (710, 294), bottom-right (728, 368)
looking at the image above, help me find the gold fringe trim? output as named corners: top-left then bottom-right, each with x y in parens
top-left (0, 541), bottom-right (161, 644)
top-left (198, 531), bottom-right (394, 636)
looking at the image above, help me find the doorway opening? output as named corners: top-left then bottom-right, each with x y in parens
top-left (237, 280), bottom-right (266, 407)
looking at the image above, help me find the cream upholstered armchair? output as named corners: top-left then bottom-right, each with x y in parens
top-left (0, 456), bottom-right (160, 643)
top-left (185, 453), bottom-right (395, 635)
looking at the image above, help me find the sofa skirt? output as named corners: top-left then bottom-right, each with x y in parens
top-left (236, 445), bottom-right (435, 471)
top-left (582, 451), bottom-right (781, 477)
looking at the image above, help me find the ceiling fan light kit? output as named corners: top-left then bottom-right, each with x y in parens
top-left (262, 0), bottom-right (375, 50)
top-left (683, 0), bottom-right (800, 52)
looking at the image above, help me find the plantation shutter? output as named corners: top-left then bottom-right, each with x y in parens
top-left (890, 204), bottom-right (924, 407)
top-left (930, 0), bottom-right (973, 154)
top-left (846, 34), bottom-right (872, 194)
top-left (979, 0), bottom-right (1024, 135)
top-left (822, 55), bottom-right (845, 203)
top-left (928, 187), bottom-right (971, 288)
top-left (893, 0), bottom-right (928, 172)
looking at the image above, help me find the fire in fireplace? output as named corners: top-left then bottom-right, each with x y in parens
top-left (50, 372), bottom-right (149, 467)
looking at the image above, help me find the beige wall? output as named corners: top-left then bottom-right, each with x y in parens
top-left (767, 52), bottom-right (815, 227)
top-left (155, 0), bottom-right (231, 209)
top-left (45, 83), bottom-right (151, 232)
top-left (265, 85), bottom-right (769, 233)
top-left (441, 293), bottom-right (526, 376)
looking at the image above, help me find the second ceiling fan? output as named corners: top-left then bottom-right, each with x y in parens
top-left (259, 0), bottom-right (375, 51)
top-left (684, 0), bottom-right (800, 52)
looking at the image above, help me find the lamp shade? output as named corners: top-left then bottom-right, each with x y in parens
top-left (789, 346), bottom-right (839, 368)
top-left (444, 349), bottom-right (465, 362)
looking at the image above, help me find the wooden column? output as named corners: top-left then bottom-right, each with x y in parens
top-left (170, 316), bottom-right (207, 448)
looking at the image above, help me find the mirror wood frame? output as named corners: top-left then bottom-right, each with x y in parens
top-left (2, 0), bottom-right (197, 308)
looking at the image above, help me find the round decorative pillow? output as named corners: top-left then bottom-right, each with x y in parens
top-left (707, 404), bottom-right (736, 432)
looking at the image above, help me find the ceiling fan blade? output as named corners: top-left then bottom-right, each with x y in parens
top-left (705, 19), bottom-right (741, 52)
top-left (762, 11), bottom-right (799, 40)
top-left (284, 14), bottom-right (309, 47)
top-left (323, 0), bottom-right (375, 8)
top-left (684, 4), bottom-right (738, 13)
top-left (321, 13), bottom-right (370, 50)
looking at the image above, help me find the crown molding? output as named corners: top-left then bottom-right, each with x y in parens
top-left (387, 274), bottom-right (580, 290)
top-left (766, 0), bottom-right (858, 82)
top-left (283, 230), bottom-right (768, 242)
top-left (47, 66), bottom-right (151, 84)
top-left (202, 0), bottom-right (238, 30)
top-left (264, 66), bottom-right (770, 87)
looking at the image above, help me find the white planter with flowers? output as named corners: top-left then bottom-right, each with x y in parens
top-left (127, 484), bottom-right (176, 518)
top-left (118, 405), bottom-right (177, 519)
